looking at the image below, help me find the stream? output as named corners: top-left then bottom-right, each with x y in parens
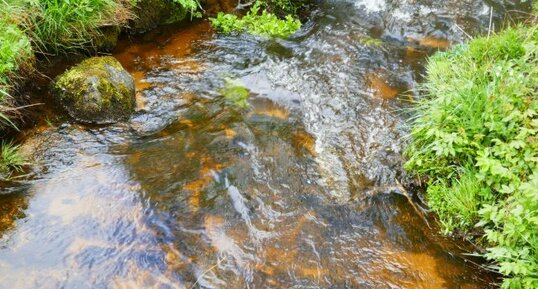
top-left (0, 0), bottom-right (527, 288)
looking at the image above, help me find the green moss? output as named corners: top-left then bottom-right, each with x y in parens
top-left (358, 36), bottom-right (383, 47)
top-left (53, 56), bottom-right (135, 123)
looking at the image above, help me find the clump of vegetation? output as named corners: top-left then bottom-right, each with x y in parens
top-left (210, 1), bottom-right (302, 37)
top-left (0, 142), bottom-right (25, 175)
top-left (426, 168), bottom-right (487, 234)
top-left (1, 0), bottom-right (134, 54)
top-left (0, 18), bottom-right (34, 128)
top-left (405, 25), bottom-right (538, 288)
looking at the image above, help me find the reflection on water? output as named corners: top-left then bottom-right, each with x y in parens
top-left (0, 0), bottom-right (525, 288)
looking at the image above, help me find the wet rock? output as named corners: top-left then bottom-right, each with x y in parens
top-left (52, 56), bottom-right (136, 124)
top-left (94, 26), bottom-right (121, 52)
top-left (130, 0), bottom-right (188, 32)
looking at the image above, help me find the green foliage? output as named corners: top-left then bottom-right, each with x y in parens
top-left (427, 169), bottom-right (487, 234)
top-left (0, 20), bottom-right (32, 82)
top-left (0, 18), bottom-right (33, 129)
top-left (405, 25), bottom-right (538, 288)
top-left (480, 174), bottom-right (538, 289)
top-left (210, 1), bottom-right (301, 38)
top-left (172, 0), bottom-right (201, 17)
top-left (220, 78), bottom-right (250, 108)
top-left (0, 142), bottom-right (25, 175)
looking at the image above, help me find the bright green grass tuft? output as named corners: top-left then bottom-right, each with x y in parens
top-left (210, 1), bottom-right (301, 38)
top-left (27, 0), bottom-right (133, 54)
top-left (405, 25), bottom-right (538, 288)
top-left (426, 168), bottom-right (488, 234)
top-left (0, 142), bottom-right (25, 175)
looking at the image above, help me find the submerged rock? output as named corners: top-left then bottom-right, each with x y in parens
top-left (52, 56), bottom-right (135, 124)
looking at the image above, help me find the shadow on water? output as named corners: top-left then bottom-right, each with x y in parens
top-left (0, 0), bottom-right (530, 288)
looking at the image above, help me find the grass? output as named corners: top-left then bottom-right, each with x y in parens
top-left (0, 142), bottom-right (26, 175)
top-left (210, 1), bottom-right (302, 37)
top-left (11, 0), bottom-right (134, 54)
top-left (405, 25), bottom-right (538, 288)
top-left (426, 168), bottom-right (486, 234)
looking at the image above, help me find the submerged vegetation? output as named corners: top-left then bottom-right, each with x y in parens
top-left (220, 78), bottom-right (250, 108)
top-left (210, 1), bottom-right (302, 37)
top-left (405, 25), bottom-right (538, 288)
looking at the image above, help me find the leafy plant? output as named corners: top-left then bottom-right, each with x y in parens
top-left (210, 1), bottom-right (301, 38)
top-left (0, 20), bottom-right (32, 80)
top-left (405, 25), bottom-right (538, 288)
top-left (173, 0), bottom-right (201, 17)
top-left (0, 18), bottom-right (33, 129)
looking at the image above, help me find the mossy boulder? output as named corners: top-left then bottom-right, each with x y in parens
top-left (131, 0), bottom-right (188, 32)
top-left (52, 56), bottom-right (135, 124)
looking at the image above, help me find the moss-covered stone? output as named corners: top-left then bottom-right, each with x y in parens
top-left (51, 56), bottom-right (135, 124)
top-left (131, 0), bottom-right (188, 32)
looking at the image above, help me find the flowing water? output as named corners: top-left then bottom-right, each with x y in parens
top-left (0, 0), bottom-right (528, 288)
